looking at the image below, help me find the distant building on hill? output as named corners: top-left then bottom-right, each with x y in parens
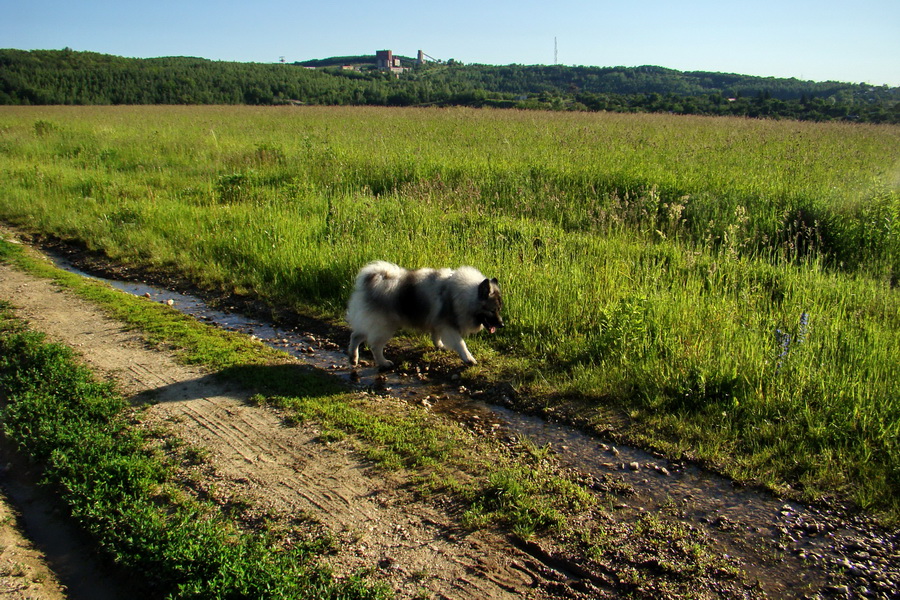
top-left (376, 50), bottom-right (406, 74)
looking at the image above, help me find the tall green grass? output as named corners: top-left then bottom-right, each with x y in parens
top-left (1, 105), bottom-right (898, 520)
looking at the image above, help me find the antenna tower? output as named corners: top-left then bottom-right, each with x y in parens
top-left (554, 37), bottom-right (558, 65)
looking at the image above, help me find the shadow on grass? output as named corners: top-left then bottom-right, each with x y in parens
top-left (132, 362), bottom-right (346, 406)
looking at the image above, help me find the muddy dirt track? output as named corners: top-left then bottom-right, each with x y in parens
top-left (0, 488), bottom-right (67, 600)
top-left (1, 230), bottom-right (898, 600)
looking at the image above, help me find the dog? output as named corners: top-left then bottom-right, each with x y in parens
top-left (347, 261), bottom-right (503, 368)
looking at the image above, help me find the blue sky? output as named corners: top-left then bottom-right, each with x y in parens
top-left (3, 0), bottom-right (898, 85)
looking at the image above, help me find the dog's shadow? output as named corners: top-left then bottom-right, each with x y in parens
top-left (130, 363), bottom-right (344, 406)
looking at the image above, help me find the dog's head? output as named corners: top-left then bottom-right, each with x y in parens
top-left (476, 278), bottom-right (504, 334)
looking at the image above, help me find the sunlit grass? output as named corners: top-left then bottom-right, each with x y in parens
top-left (1, 105), bottom-right (898, 520)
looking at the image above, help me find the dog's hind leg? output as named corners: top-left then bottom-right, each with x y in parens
top-left (362, 323), bottom-right (397, 369)
top-left (348, 332), bottom-right (366, 366)
top-left (369, 335), bottom-right (395, 369)
top-left (437, 329), bottom-right (477, 366)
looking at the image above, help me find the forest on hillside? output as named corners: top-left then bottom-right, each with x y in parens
top-left (2, 49), bottom-right (898, 123)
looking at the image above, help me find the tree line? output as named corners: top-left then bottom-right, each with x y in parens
top-left (2, 49), bottom-right (897, 123)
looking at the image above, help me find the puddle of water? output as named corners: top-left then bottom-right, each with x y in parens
top-left (497, 405), bottom-right (774, 520)
top-left (49, 254), bottom-right (899, 598)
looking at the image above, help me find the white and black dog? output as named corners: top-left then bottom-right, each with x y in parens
top-left (347, 261), bottom-right (503, 368)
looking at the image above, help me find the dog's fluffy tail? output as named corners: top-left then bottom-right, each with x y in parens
top-left (354, 260), bottom-right (404, 290)
top-left (347, 261), bottom-right (406, 331)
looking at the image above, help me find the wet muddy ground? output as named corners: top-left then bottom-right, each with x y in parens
top-left (0, 441), bottom-right (128, 600)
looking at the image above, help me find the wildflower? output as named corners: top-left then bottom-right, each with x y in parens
top-left (796, 311), bottom-right (809, 345)
top-left (774, 328), bottom-right (792, 373)
top-left (775, 328), bottom-right (792, 359)
top-left (774, 311), bottom-right (809, 374)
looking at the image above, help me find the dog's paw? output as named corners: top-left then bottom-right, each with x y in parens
top-left (376, 360), bottom-right (395, 371)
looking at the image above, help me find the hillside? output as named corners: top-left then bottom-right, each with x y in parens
top-left (2, 48), bottom-right (898, 122)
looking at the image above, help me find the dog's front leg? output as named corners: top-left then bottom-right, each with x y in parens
top-left (438, 329), bottom-right (477, 365)
top-left (431, 332), bottom-right (445, 349)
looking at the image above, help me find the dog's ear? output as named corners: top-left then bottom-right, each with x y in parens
top-left (478, 278), bottom-right (492, 299)
top-left (479, 278), bottom-right (501, 301)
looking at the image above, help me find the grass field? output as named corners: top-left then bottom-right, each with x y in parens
top-left (1, 105), bottom-right (898, 521)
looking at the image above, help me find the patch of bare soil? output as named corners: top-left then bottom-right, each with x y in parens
top-left (0, 263), bottom-right (575, 599)
top-left (0, 490), bottom-right (66, 600)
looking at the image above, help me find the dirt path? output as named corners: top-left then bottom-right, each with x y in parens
top-left (0, 262), bottom-right (566, 599)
